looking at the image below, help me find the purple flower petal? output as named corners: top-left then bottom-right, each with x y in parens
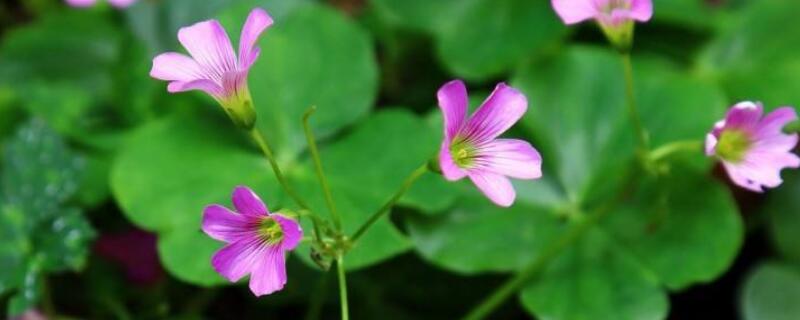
top-left (221, 70), bottom-right (250, 98)
top-left (437, 80), bottom-right (468, 141)
top-left (754, 107), bottom-right (798, 151)
top-left (462, 83), bottom-right (527, 144)
top-left (467, 171), bottom-right (516, 207)
top-left (248, 246), bottom-right (287, 296)
top-left (273, 214), bottom-right (302, 251)
top-left (238, 8), bottom-right (273, 70)
top-left (167, 79), bottom-right (223, 97)
top-left (723, 101), bottom-right (763, 131)
top-left (475, 139), bottom-right (542, 179)
top-left (150, 52), bottom-right (206, 82)
top-left (551, 0), bottom-right (598, 24)
top-left (232, 186), bottom-right (269, 216)
top-left (439, 143), bottom-right (468, 181)
top-left (202, 205), bottom-right (255, 242)
top-left (629, 0), bottom-right (654, 22)
top-left (65, 0), bottom-right (96, 7)
top-left (177, 19), bottom-right (237, 81)
top-left (211, 238), bottom-right (266, 282)
top-left (108, 0), bottom-right (136, 8)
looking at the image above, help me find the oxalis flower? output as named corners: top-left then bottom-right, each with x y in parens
top-left (65, 0), bottom-right (136, 8)
top-left (438, 80), bottom-right (543, 207)
top-left (706, 102), bottom-right (800, 192)
top-left (551, 0), bottom-right (653, 50)
top-left (151, 8), bottom-right (273, 129)
top-left (202, 186), bottom-right (302, 296)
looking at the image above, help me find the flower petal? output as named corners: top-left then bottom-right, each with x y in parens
top-left (467, 171), bottom-right (516, 207)
top-left (724, 101), bottom-right (763, 131)
top-left (238, 8), bottom-right (273, 70)
top-left (629, 0), bottom-right (654, 22)
top-left (167, 79), bottom-right (223, 97)
top-left (462, 83), bottom-right (527, 144)
top-left (724, 151), bottom-right (800, 192)
top-left (754, 107), bottom-right (798, 151)
top-left (178, 19), bottom-right (237, 81)
top-left (108, 0), bottom-right (136, 8)
top-left (551, 0), bottom-right (598, 24)
top-left (248, 246), bottom-right (286, 296)
top-left (232, 186), bottom-right (269, 216)
top-left (705, 133), bottom-right (718, 156)
top-left (221, 70), bottom-right (249, 98)
top-left (202, 205), bottom-right (254, 242)
top-left (211, 238), bottom-right (264, 282)
top-left (150, 52), bottom-right (205, 82)
top-left (273, 214), bottom-right (302, 251)
top-left (65, 0), bottom-right (96, 7)
top-left (475, 139), bottom-right (542, 179)
top-left (439, 142), bottom-right (467, 181)
top-left (438, 80), bottom-right (468, 141)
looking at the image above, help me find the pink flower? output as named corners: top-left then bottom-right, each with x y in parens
top-left (551, 0), bottom-right (652, 26)
top-left (202, 186), bottom-right (303, 296)
top-left (150, 8), bottom-right (273, 129)
top-left (437, 80), bottom-right (543, 207)
top-left (551, 0), bottom-right (652, 50)
top-left (65, 0), bottom-right (136, 8)
top-left (706, 102), bottom-right (800, 192)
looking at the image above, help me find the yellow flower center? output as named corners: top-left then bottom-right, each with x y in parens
top-left (716, 130), bottom-right (752, 163)
top-left (257, 217), bottom-right (283, 244)
top-left (450, 139), bottom-right (477, 168)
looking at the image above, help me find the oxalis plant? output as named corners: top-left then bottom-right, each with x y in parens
top-left (141, 1), bottom-right (800, 319)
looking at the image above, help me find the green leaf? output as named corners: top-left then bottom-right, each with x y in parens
top-left (369, 0), bottom-right (469, 33)
top-left (292, 109), bottom-right (453, 270)
top-left (2, 119), bottom-right (83, 227)
top-left (698, 1), bottom-right (800, 107)
top-left (764, 170), bottom-right (800, 265)
top-left (0, 205), bottom-right (28, 295)
top-left (6, 259), bottom-right (42, 317)
top-left (111, 113), bottom-right (280, 285)
top-left (435, 0), bottom-right (567, 80)
top-left (244, 3), bottom-right (379, 161)
top-left (741, 263), bottom-right (800, 320)
top-left (513, 46), bottom-right (725, 203)
top-left (35, 208), bottom-right (96, 272)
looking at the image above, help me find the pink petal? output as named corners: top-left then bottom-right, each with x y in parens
top-left (202, 205), bottom-right (255, 242)
top-left (273, 214), bottom-right (303, 251)
top-left (108, 0), bottom-right (136, 8)
top-left (629, 0), bottom-right (654, 22)
top-left (177, 19), bottom-right (237, 82)
top-left (232, 186), bottom-right (269, 216)
top-left (462, 83), bottom-right (528, 144)
top-left (65, 0), bottom-right (96, 7)
top-left (221, 70), bottom-right (249, 98)
top-left (705, 133), bottom-right (718, 156)
top-left (439, 143), bottom-right (468, 181)
top-left (248, 246), bottom-right (287, 296)
top-left (551, 0), bottom-right (598, 24)
top-left (150, 52), bottom-right (205, 82)
top-left (167, 79), bottom-right (223, 97)
top-left (724, 101), bottom-right (763, 132)
top-left (467, 171), bottom-right (516, 207)
top-left (754, 107), bottom-right (798, 151)
top-left (437, 80), bottom-right (468, 141)
top-left (211, 238), bottom-right (265, 282)
top-left (475, 139), bottom-right (542, 179)
top-left (238, 8), bottom-right (273, 70)
top-left (723, 151), bottom-right (800, 192)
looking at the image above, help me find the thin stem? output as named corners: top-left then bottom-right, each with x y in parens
top-left (648, 140), bottom-right (703, 163)
top-left (462, 165), bottom-right (639, 320)
top-left (336, 256), bottom-right (349, 320)
top-left (248, 127), bottom-right (322, 239)
top-left (350, 163), bottom-right (428, 243)
top-left (621, 53), bottom-right (649, 151)
top-left (303, 107), bottom-right (343, 231)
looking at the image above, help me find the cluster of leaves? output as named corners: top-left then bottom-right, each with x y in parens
top-left (0, 120), bottom-right (94, 316)
top-left (0, 0), bottom-right (798, 318)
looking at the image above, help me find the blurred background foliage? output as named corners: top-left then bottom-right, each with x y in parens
top-left (0, 0), bottom-right (799, 319)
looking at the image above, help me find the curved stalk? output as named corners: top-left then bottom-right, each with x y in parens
top-left (303, 107), bottom-right (343, 231)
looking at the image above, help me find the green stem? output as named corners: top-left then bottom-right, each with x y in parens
top-left (248, 127), bottom-right (322, 239)
top-left (461, 165), bottom-right (639, 320)
top-left (303, 107), bottom-right (343, 231)
top-left (621, 53), bottom-right (649, 151)
top-left (336, 256), bottom-right (349, 320)
top-left (350, 163), bottom-right (428, 243)
top-left (648, 140), bottom-right (703, 163)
